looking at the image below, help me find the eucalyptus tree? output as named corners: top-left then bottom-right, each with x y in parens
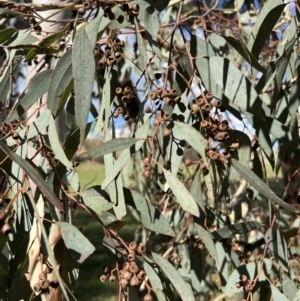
top-left (0, 1), bottom-right (299, 301)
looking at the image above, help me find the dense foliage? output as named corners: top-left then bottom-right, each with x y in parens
top-left (0, 0), bottom-right (299, 300)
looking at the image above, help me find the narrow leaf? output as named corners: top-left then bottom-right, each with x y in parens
top-left (48, 114), bottom-right (73, 169)
top-left (56, 222), bottom-right (95, 263)
top-left (81, 138), bottom-right (140, 159)
top-left (0, 141), bottom-right (64, 212)
top-left (152, 252), bottom-right (195, 301)
top-left (73, 26), bottom-right (95, 142)
top-left (124, 188), bottom-right (175, 237)
top-left (48, 49), bottom-right (73, 115)
top-left (164, 169), bottom-right (199, 217)
top-left (271, 284), bottom-right (289, 301)
top-left (194, 223), bottom-right (218, 262)
top-left (231, 159), bottom-right (298, 213)
top-left (6, 70), bottom-right (52, 122)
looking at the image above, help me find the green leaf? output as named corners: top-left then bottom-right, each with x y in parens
top-left (175, 54), bottom-right (193, 95)
top-left (99, 211), bottom-right (125, 231)
top-left (6, 70), bottom-right (52, 122)
top-left (124, 188), bottom-right (175, 237)
top-left (39, 32), bottom-right (64, 47)
top-left (209, 57), bottom-right (259, 112)
top-left (209, 33), bottom-right (229, 56)
top-left (0, 28), bottom-right (17, 44)
top-left (73, 25), bottom-right (95, 142)
top-left (101, 117), bottom-right (150, 189)
top-left (247, 1), bottom-right (286, 59)
top-left (194, 223), bottom-right (218, 262)
top-left (82, 187), bottom-right (113, 214)
top-left (231, 159), bottom-right (297, 213)
top-left (56, 222), bottom-right (95, 263)
top-left (48, 114), bottom-right (73, 169)
top-left (224, 35), bottom-right (264, 72)
top-left (81, 138), bottom-right (141, 159)
top-left (0, 141), bottom-right (64, 212)
top-left (164, 169), bottom-right (199, 217)
top-left (190, 33), bottom-right (216, 58)
top-left (8, 29), bottom-right (38, 47)
top-left (144, 6), bottom-right (162, 57)
top-left (143, 260), bottom-right (164, 291)
top-left (268, 228), bottom-right (288, 272)
top-left (271, 284), bottom-right (289, 301)
top-left (152, 252), bottom-right (195, 301)
top-left (212, 221), bottom-right (260, 240)
top-left (173, 121), bottom-right (207, 162)
top-left (282, 277), bottom-right (298, 300)
top-left (224, 262), bottom-right (263, 297)
top-left (48, 49), bottom-right (73, 115)
top-left (0, 8), bottom-right (22, 18)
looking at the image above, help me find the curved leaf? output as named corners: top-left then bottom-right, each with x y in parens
top-left (0, 141), bottom-right (64, 212)
top-left (152, 252), bottom-right (195, 301)
top-left (194, 223), bottom-right (218, 262)
top-left (48, 115), bottom-right (73, 169)
top-left (81, 138), bottom-right (141, 159)
top-left (73, 25), bottom-right (95, 142)
top-left (231, 159), bottom-right (298, 213)
top-left (164, 169), bottom-right (199, 217)
top-left (48, 49), bottom-right (73, 115)
top-left (6, 70), bottom-right (52, 122)
top-left (56, 222), bottom-right (95, 263)
top-left (124, 188), bottom-right (175, 237)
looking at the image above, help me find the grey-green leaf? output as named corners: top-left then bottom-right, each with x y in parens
top-left (73, 25), bottom-right (95, 142)
top-left (48, 114), bottom-right (73, 169)
top-left (164, 169), bottom-right (199, 217)
top-left (271, 284), bottom-right (289, 301)
top-left (48, 49), bottom-right (73, 115)
top-left (6, 70), bottom-right (52, 122)
top-left (81, 138), bottom-right (141, 159)
top-left (124, 188), bottom-right (175, 237)
top-left (194, 223), bottom-right (218, 262)
top-left (152, 252), bottom-right (195, 301)
top-left (231, 159), bottom-right (298, 213)
top-left (0, 141), bottom-right (64, 212)
top-left (56, 222), bottom-right (95, 263)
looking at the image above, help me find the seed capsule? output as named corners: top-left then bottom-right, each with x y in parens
top-left (191, 104), bottom-right (199, 114)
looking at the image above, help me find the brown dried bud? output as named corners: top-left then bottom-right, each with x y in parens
top-left (114, 51), bottom-right (122, 59)
top-left (156, 88), bottom-right (163, 95)
top-left (137, 242), bottom-right (146, 254)
top-left (100, 274), bottom-right (108, 282)
top-left (120, 278), bottom-right (129, 289)
top-left (123, 86), bottom-right (132, 95)
top-left (240, 275), bottom-right (248, 284)
top-left (130, 276), bottom-right (139, 286)
top-left (2, 224), bottom-right (12, 235)
top-left (170, 89), bottom-right (177, 97)
top-left (123, 262), bottom-right (131, 271)
top-left (129, 242), bottom-right (137, 250)
top-left (165, 97), bottom-right (173, 106)
top-left (0, 211), bottom-right (6, 222)
top-left (40, 279), bottom-right (50, 289)
top-left (196, 97), bottom-right (205, 106)
top-left (200, 120), bottom-right (209, 128)
top-left (127, 250), bottom-right (136, 261)
top-left (145, 106), bottom-right (152, 113)
top-left (109, 274), bottom-right (116, 282)
top-left (129, 262), bottom-right (140, 273)
top-left (123, 271), bottom-right (133, 281)
top-left (163, 128), bottom-right (171, 137)
top-left (143, 170), bottom-right (151, 178)
top-left (153, 119), bottom-right (160, 126)
top-left (162, 113), bottom-right (171, 121)
top-left (202, 103), bottom-right (212, 112)
top-left (113, 112), bottom-right (119, 118)
top-left (235, 282), bottom-right (241, 288)
top-left (144, 293), bottom-right (153, 301)
top-left (206, 92), bottom-right (214, 102)
top-left (199, 164), bottom-right (208, 173)
top-left (116, 87), bottom-right (123, 95)
top-left (33, 283), bottom-right (41, 292)
top-left (213, 100), bottom-right (222, 107)
top-left (219, 123), bottom-right (228, 131)
top-left (137, 270), bottom-right (146, 280)
top-left (131, 4), bottom-right (140, 12)
top-left (150, 92), bottom-right (158, 100)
